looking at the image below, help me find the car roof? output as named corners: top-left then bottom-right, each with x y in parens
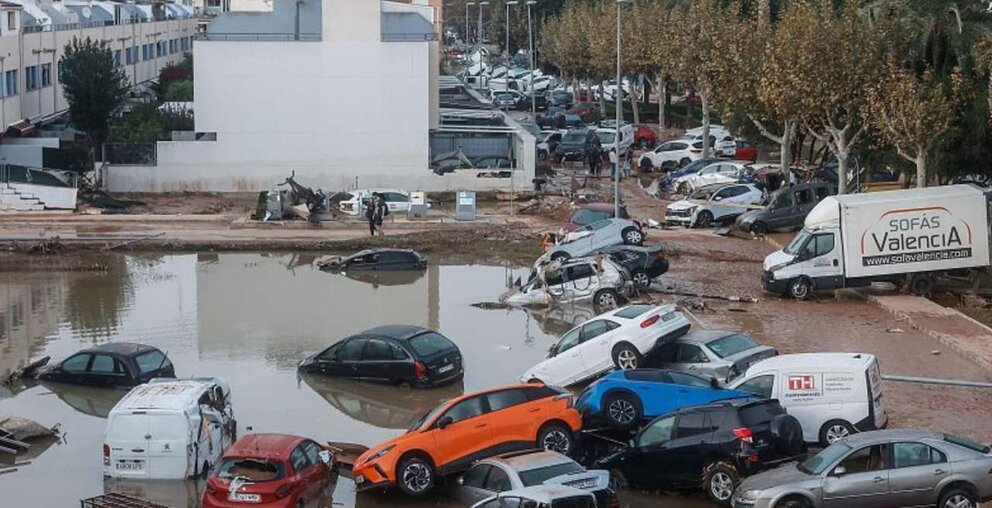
top-left (484, 450), bottom-right (574, 471)
top-left (349, 248), bottom-right (420, 257)
top-left (840, 429), bottom-right (942, 447)
top-left (677, 330), bottom-right (738, 344)
top-left (82, 342), bottom-right (159, 357)
top-left (360, 325), bottom-right (432, 341)
top-left (496, 484), bottom-right (591, 502)
top-left (577, 203), bottom-right (616, 212)
top-left (113, 379), bottom-right (219, 412)
top-left (225, 433), bottom-right (306, 459)
top-left (448, 383), bottom-right (552, 408)
top-left (600, 304), bottom-right (676, 319)
top-left (658, 397), bottom-right (772, 418)
top-left (747, 353), bottom-right (874, 374)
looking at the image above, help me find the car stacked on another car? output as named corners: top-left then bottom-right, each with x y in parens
top-left (540, 218), bottom-right (645, 263)
top-left (454, 450), bottom-right (616, 508)
top-left (316, 248), bottom-right (427, 272)
top-left (653, 331), bottom-right (778, 385)
top-left (666, 183), bottom-right (764, 229)
top-left (595, 244), bottom-right (669, 288)
top-left (595, 398), bottom-right (805, 505)
top-left (472, 485), bottom-right (598, 508)
top-left (520, 304), bottom-right (691, 387)
top-left (503, 256), bottom-right (632, 308)
top-left (673, 161), bottom-right (752, 194)
top-left (299, 325), bottom-right (463, 388)
top-left (352, 383), bottom-right (582, 496)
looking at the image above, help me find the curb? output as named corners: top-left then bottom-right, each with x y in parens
top-left (864, 293), bottom-right (992, 373)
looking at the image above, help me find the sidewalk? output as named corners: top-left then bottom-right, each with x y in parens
top-left (866, 293), bottom-right (992, 373)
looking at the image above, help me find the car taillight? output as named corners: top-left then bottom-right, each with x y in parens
top-left (733, 427), bottom-right (753, 444)
top-left (275, 484), bottom-right (292, 499)
top-left (414, 361), bottom-right (428, 380)
top-left (205, 481), bottom-right (217, 495)
top-left (640, 315), bottom-right (660, 328)
top-left (103, 443), bottom-right (110, 466)
top-left (554, 393), bottom-right (574, 409)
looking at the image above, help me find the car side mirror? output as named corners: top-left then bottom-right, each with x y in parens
top-left (437, 416), bottom-right (453, 430)
top-left (456, 477), bottom-right (464, 485)
top-left (714, 196), bottom-right (722, 201)
top-left (710, 377), bottom-right (721, 389)
top-left (319, 450), bottom-right (332, 464)
top-left (831, 466), bottom-right (847, 477)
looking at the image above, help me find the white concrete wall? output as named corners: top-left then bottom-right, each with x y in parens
top-left (0, 17), bottom-right (196, 126)
top-left (8, 181), bottom-right (77, 209)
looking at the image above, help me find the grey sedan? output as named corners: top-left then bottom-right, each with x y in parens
top-left (542, 218), bottom-right (645, 263)
top-left (453, 450), bottom-right (613, 507)
top-left (733, 429), bottom-right (992, 508)
top-left (652, 330), bottom-right (777, 384)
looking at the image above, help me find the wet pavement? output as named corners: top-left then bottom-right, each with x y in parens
top-left (0, 252), bottom-right (719, 507)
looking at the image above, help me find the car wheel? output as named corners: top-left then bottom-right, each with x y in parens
top-left (397, 456), bottom-right (435, 496)
top-left (679, 158), bottom-right (691, 167)
top-left (939, 488), bottom-right (977, 508)
top-left (660, 160), bottom-right (677, 173)
top-left (909, 273), bottom-right (936, 296)
top-left (611, 342), bottom-right (643, 370)
top-left (608, 469), bottom-right (629, 491)
top-left (694, 210), bottom-right (714, 229)
top-left (622, 227), bottom-right (644, 245)
top-left (631, 269), bottom-right (652, 288)
top-left (537, 423), bottom-right (574, 455)
top-left (818, 419), bottom-right (855, 446)
top-left (702, 461), bottom-right (739, 505)
top-left (750, 221), bottom-right (768, 235)
top-left (594, 288), bottom-right (621, 309)
top-left (604, 392), bottom-right (642, 429)
top-left (550, 251), bottom-right (570, 262)
top-left (676, 182), bottom-right (689, 194)
top-left (639, 159), bottom-right (653, 171)
top-left (775, 497), bottom-right (812, 508)
top-left (788, 277), bottom-right (812, 300)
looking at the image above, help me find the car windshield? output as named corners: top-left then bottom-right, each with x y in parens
top-left (706, 334), bottom-right (760, 359)
top-left (518, 462), bottom-right (585, 486)
top-left (784, 229), bottom-right (812, 256)
top-left (800, 442), bottom-right (851, 475)
top-left (563, 132), bottom-right (586, 143)
top-left (571, 208), bottom-right (610, 226)
top-left (408, 332), bottom-right (457, 357)
top-left (217, 458), bottom-right (285, 482)
top-left (409, 404), bottom-right (446, 431)
top-left (689, 188), bottom-right (716, 200)
top-left (596, 131), bottom-right (616, 144)
top-left (134, 350), bottom-right (170, 375)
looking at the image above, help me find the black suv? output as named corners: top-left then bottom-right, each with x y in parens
top-left (592, 399), bottom-right (803, 505)
top-left (595, 244), bottom-right (669, 288)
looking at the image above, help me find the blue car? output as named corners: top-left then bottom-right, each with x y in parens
top-left (575, 368), bottom-right (755, 429)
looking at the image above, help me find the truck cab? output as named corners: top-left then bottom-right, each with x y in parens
top-left (763, 226), bottom-right (844, 299)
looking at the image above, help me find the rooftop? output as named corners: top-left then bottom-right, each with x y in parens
top-left (83, 342), bottom-right (159, 357)
top-left (114, 379), bottom-right (216, 412)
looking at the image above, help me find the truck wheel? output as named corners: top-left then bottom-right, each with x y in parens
top-left (909, 274), bottom-right (936, 296)
top-left (788, 278), bottom-right (812, 300)
top-left (702, 460), bottom-right (739, 504)
top-left (750, 221), bottom-right (768, 235)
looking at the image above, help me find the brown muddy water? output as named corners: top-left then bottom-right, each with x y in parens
top-left (0, 253), bottom-right (716, 508)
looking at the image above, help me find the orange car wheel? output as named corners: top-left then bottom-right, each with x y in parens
top-left (397, 455), bottom-right (435, 497)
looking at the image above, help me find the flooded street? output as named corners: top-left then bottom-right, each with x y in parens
top-left (0, 253), bottom-right (718, 508)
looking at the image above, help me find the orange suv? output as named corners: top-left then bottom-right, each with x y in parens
top-left (352, 383), bottom-right (582, 496)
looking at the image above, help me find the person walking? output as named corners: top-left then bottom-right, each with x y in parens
top-left (608, 148), bottom-right (618, 180)
top-left (366, 192), bottom-right (388, 237)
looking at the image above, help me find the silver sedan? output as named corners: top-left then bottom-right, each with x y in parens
top-left (652, 330), bottom-right (777, 384)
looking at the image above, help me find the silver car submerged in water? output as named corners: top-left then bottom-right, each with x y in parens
top-left (733, 429), bottom-right (992, 508)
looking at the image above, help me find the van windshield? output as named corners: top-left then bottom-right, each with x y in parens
top-left (784, 229), bottom-right (812, 256)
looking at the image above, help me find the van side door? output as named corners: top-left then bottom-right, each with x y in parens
top-left (801, 232), bottom-right (843, 289)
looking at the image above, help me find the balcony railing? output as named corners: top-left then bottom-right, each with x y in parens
top-left (381, 32), bottom-right (438, 42)
top-left (22, 17), bottom-right (193, 34)
top-left (196, 32), bottom-right (321, 42)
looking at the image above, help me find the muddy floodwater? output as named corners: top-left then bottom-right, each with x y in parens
top-left (0, 253), bottom-right (718, 508)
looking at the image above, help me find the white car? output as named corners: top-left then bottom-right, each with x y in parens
top-left (337, 188), bottom-right (411, 216)
top-left (520, 304), bottom-right (692, 387)
top-left (595, 124), bottom-right (635, 157)
top-left (666, 183), bottom-right (764, 228)
top-left (502, 257), bottom-right (630, 308)
top-left (672, 161), bottom-right (750, 194)
top-left (638, 139), bottom-right (705, 171)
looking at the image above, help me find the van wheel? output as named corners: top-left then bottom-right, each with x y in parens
top-left (612, 342), bottom-right (643, 370)
top-left (694, 210), bottom-right (714, 229)
top-left (594, 288), bottom-right (621, 309)
top-left (909, 274), bottom-right (936, 296)
top-left (604, 392), bottom-right (642, 429)
top-left (788, 278), bottom-right (812, 300)
top-left (750, 221), bottom-right (768, 235)
top-left (702, 460), bottom-right (739, 504)
top-left (819, 419), bottom-right (855, 446)
top-left (397, 456), bottom-right (435, 496)
top-left (939, 487), bottom-right (977, 508)
top-left (538, 424), bottom-right (574, 455)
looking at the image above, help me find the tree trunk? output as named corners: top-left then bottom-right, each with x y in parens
top-left (987, 69), bottom-right (992, 135)
top-left (598, 81), bottom-right (607, 116)
top-left (836, 139), bottom-right (850, 195)
top-left (657, 75), bottom-right (666, 130)
top-left (700, 92), bottom-right (711, 158)
top-left (915, 148), bottom-right (927, 188)
top-left (780, 120), bottom-right (794, 176)
top-left (631, 84), bottom-right (640, 125)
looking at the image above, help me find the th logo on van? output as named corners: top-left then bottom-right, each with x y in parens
top-left (788, 375), bottom-right (815, 391)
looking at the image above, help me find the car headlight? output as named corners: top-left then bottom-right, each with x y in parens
top-left (767, 262), bottom-right (789, 273)
top-left (364, 445), bottom-right (394, 463)
top-left (686, 206), bottom-right (698, 215)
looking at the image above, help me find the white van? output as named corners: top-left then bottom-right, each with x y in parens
top-left (104, 378), bottom-right (236, 480)
top-left (728, 353), bottom-right (886, 445)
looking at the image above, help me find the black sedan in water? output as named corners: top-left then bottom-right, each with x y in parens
top-left (35, 342), bottom-right (175, 388)
top-left (317, 249), bottom-right (426, 272)
top-left (299, 325), bottom-right (463, 388)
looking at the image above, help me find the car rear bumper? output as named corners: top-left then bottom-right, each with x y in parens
top-left (415, 370), bottom-right (464, 389)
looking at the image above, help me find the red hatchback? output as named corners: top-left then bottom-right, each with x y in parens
top-left (202, 434), bottom-right (333, 508)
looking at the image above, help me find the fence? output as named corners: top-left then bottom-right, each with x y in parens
top-left (0, 164), bottom-right (79, 188)
top-left (104, 143), bottom-right (157, 166)
top-left (196, 32), bottom-right (321, 42)
top-left (381, 32), bottom-right (438, 42)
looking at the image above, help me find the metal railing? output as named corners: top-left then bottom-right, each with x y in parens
top-left (196, 32), bottom-right (321, 42)
top-left (22, 16), bottom-right (192, 34)
top-left (381, 32), bottom-right (438, 42)
top-left (0, 164), bottom-right (79, 188)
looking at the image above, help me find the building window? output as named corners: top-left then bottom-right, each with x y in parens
top-left (41, 63), bottom-right (51, 87)
top-left (157, 41), bottom-right (166, 57)
top-left (6, 12), bottom-right (14, 31)
top-left (113, 49), bottom-right (121, 67)
top-left (141, 43), bottom-right (149, 60)
top-left (4, 69), bottom-right (18, 97)
top-left (24, 65), bottom-right (37, 91)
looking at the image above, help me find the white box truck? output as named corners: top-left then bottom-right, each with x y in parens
top-left (762, 184), bottom-right (991, 299)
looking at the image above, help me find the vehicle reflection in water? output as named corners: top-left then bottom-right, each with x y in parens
top-left (39, 380), bottom-right (128, 419)
top-left (525, 304), bottom-right (598, 336)
top-left (339, 270), bottom-right (426, 288)
top-left (104, 478), bottom-right (203, 508)
top-left (300, 372), bottom-right (463, 430)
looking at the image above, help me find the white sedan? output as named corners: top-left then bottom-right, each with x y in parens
top-left (666, 183), bottom-right (764, 228)
top-left (520, 304), bottom-right (692, 387)
top-left (672, 161), bottom-right (750, 194)
top-left (337, 188), bottom-right (411, 216)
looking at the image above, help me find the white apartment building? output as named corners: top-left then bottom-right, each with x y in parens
top-left (0, 0), bottom-right (195, 129)
top-left (104, 0), bottom-right (536, 194)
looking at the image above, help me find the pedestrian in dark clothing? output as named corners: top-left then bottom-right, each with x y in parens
top-left (585, 131), bottom-right (603, 176)
top-left (366, 192), bottom-right (388, 237)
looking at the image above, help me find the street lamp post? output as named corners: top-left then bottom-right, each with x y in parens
top-left (465, 2), bottom-right (474, 44)
top-left (526, 0), bottom-right (536, 115)
top-left (478, 1), bottom-right (489, 46)
top-left (505, 0), bottom-right (518, 93)
top-left (614, 0), bottom-right (632, 218)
